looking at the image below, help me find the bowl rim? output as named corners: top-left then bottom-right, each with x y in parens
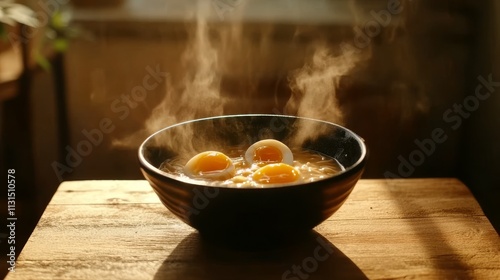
top-left (138, 114), bottom-right (367, 189)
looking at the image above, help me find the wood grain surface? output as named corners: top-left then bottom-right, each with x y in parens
top-left (6, 179), bottom-right (500, 280)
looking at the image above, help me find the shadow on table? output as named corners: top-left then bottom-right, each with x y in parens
top-left (154, 230), bottom-right (368, 280)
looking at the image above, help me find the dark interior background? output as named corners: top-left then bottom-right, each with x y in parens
top-left (1, 0), bottom-right (499, 276)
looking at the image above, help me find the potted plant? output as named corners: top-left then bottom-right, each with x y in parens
top-left (0, 0), bottom-right (38, 101)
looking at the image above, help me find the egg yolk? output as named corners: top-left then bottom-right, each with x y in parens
top-left (253, 145), bottom-right (283, 163)
top-left (252, 163), bottom-right (301, 184)
top-left (190, 152), bottom-right (232, 175)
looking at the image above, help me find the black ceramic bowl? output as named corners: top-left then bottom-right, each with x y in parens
top-left (139, 114), bottom-right (367, 245)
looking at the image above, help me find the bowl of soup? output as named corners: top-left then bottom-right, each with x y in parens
top-left (139, 114), bottom-right (367, 245)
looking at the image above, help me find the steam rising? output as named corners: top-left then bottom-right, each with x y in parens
top-left (285, 43), bottom-right (367, 145)
top-left (114, 0), bottom-right (419, 153)
top-left (114, 2), bottom-right (225, 153)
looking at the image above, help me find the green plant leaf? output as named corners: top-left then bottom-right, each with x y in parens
top-left (53, 38), bottom-right (68, 52)
top-left (51, 10), bottom-right (65, 30)
top-left (35, 53), bottom-right (52, 71)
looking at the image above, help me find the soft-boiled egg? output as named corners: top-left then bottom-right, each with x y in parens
top-left (244, 139), bottom-right (293, 166)
top-left (252, 163), bottom-right (302, 185)
top-left (184, 151), bottom-right (235, 180)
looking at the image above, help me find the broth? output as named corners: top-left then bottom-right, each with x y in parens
top-left (159, 148), bottom-right (344, 188)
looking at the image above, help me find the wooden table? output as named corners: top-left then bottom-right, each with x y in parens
top-left (6, 179), bottom-right (499, 279)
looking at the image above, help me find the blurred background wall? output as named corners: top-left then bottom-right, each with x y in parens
top-left (1, 0), bottom-right (499, 274)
